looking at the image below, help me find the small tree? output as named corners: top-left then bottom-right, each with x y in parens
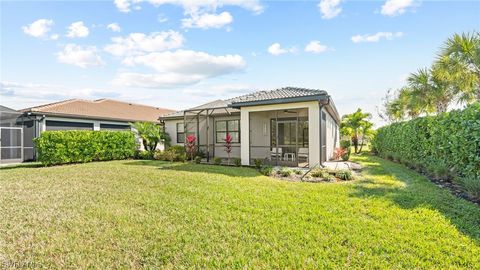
top-left (340, 109), bottom-right (374, 154)
top-left (223, 133), bottom-right (233, 165)
top-left (185, 134), bottom-right (196, 161)
top-left (131, 122), bottom-right (163, 152)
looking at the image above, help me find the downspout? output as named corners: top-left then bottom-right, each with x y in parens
top-left (318, 96), bottom-right (331, 167)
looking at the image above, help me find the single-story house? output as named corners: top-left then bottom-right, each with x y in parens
top-left (0, 99), bottom-right (173, 162)
top-left (160, 87), bottom-right (340, 168)
top-left (1, 105), bottom-right (24, 164)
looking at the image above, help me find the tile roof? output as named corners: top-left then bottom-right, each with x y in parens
top-left (21, 99), bottom-right (174, 122)
top-left (161, 87), bottom-right (329, 119)
top-left (229, 87), bottom-right (327, 104)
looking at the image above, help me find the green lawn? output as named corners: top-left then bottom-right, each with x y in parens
top-left (1, 155), bottom-right (479, 269)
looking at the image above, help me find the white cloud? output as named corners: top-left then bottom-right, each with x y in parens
top-left (351, 32), bottom-right (403, 43)
top-left (182, 11), bottom-right (233, 29)
top-left (318, 0), bottom-right (342, 19)
top-left (158, 14), bottom-right (169, 23)
top-left (113, 0), bottom-right (263, 15)
top-left (381, 0), bottom-right (416, 16)
top-left (57, 44), bottom-right (104, 68)
top-left (66, 21), bottom-right (89, 38)
top-left (113, 49), bottom-right (246, 88)
top-left (104, 31), bottom-right (184, 56)
top-left (107, 23), bottom-right (121, 32)
top-left (0, 81), bottom-right (119, 108)
top-left (50, 34), bottom-right (59, 40)
top-left (22, 19), bottom-right (54, 38)
top-left (267, 43), bottom-right (296, 56)
top-left (304, 41), bottom-right (329, 54)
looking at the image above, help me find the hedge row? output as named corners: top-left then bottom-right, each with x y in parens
top-left (35, 130), bottom-right (137, 166)
top-left (372, 103), bottom-right (480, 179)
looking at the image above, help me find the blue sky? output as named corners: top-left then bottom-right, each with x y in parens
top-left (1, 0), bottom-right (479, 125)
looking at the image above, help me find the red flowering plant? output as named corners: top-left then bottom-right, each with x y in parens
top-left (185, 134), bottom-right (196, 161)
top-left (333, 147), bottom-right (347, 160)
top-left (223, 133), bottom-right (233, 165)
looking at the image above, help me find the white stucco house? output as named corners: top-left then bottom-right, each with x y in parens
top-left (160, 87), bottom-right (340, 168)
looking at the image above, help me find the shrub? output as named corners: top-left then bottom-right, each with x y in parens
top-left (259, 165), bottom-right (273, 176)
top-left (323, 174), bottom-right (336, 182)
top-left (340, 139), bottom-right (351, 149)
top-left (372, 103), bottom-right (480, 181)
top-left (459, 177), bottom-right (480, 199)
top-left (278, 167), bottom-right (293, 177)
top-left (136, 150), bottom-right (153, 160)
top-left (213, 157), bottom-right (222, 165)
top-left (335, 169), bottom-right (354, 180)
top-left (341, 150), bottom-right (351, 161)
top-left (162, 145), bottom-right (187, 162)
top-left (34, 130), bottom-right (137, 166)
top-left (153, 150), bottom-right (164, 160)
top-left (233, 158), bottom-right (241, 167)
top-left (253, 159), bottom-right (263, 170)
top-left (293, 169), bottom-right (303, 175)
top-left (310, 168), bottom-right (328, 178)
top-left (194, 156), bottom-right (202, 164)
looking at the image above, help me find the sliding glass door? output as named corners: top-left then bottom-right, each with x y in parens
top-left (270, 117), bottom-right (308, 167)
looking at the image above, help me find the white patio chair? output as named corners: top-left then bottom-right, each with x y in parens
top-left (270, 148), bottom-right (283, 160)
top-left (298, 148), bottom-right (308, 162)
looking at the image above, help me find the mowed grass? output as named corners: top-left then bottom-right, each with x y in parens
top-left (1, 155), bottom-right (479, 269)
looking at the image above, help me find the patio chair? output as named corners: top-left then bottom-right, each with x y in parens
top-left (270, 148), bottom-right (283, 160)
top-left (298, 148), bottom-right (308, 162)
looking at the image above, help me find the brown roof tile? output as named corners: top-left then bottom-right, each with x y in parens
top-left (21, 99), bottom-right (174, 122)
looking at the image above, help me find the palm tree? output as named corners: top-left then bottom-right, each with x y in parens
top-left (340, 109), bottom-right (373, 154)
top-left (131, 122), bottom-right (166, 151)
top-left (407, 68), bottom-right (437, 115)
top-left (440, 32), bottom-right (480, 101)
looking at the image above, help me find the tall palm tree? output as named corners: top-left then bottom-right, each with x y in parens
top-left (407, 69), bottom-right (436, 115)
top-left (440, 32), bottom-right (480, 101)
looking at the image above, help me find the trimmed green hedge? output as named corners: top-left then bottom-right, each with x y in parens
top-left (372, 103), bottom-right (480, 179)
top-left (34, 130), bottom-right (137, 166)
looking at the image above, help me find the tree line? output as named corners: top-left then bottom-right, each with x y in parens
top-left (378, 31), bottom-right (479, 123)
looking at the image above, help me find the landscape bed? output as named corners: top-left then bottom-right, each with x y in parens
top-left (1, 155), bottom-right (479, 268)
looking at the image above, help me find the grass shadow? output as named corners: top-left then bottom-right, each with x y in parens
top-left (123, 160), bottom-right (262, 178)
top-left (350, 154), bottom-right (480, 244)
top-left (0, 162), bottom-right (43, 170)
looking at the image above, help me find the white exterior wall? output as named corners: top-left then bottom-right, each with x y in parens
top-left (323, 108), bottom-right (339, 161)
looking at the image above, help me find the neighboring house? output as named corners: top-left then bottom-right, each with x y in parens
top-left (4, 99), bottom-right (173, 161)
top-left (0, 106), bottom-right (24, 164)
top-left (160, 87), bottom-right (340, 168)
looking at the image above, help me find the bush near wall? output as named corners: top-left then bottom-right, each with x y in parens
top-left (34, 130), bottom-right (137, 166)
top-left (372, 103), bottom-right (480, 180)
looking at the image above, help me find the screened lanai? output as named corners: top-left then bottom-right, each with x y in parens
top-left (249, 108), bottom-right (309, 167)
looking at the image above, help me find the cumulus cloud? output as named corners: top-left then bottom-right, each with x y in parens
top-left (113, 0), bottom-right (263, 14)
top-left (304, 41), bottom-right (329, 54)
top-left (381, 0), bottom-right (416, 16)
top-left (267, 43), bottom-right (296, 56)
top-left (113, 50), bottom-right (246, 88)
top-left (104, 31), bottom-right (184, 57)
top-left (66, 21), bottom-right (89, 38)
top-left (57, 44), bottom-right (104, 68)
top-left (182, 11), bottom-right (233, 29)
top-left (22, 19), bottom-right (54, 38)
top-left (107, 23), bottom-right (121, 32)
top-left (318, 0), bottom-right (342, 19)
top-left (351, 32), bottom-right (403, 43)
